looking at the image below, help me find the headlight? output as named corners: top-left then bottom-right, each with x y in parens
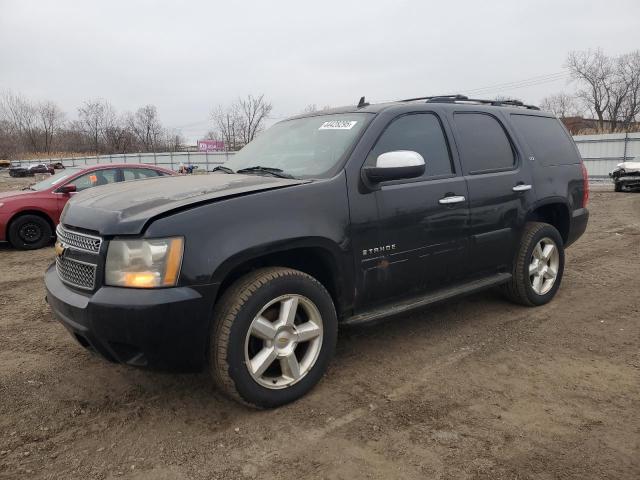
top-left (105, 237), bottom-right (184, 288)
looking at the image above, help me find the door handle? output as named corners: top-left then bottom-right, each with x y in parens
top-left (512, 184), bottom-right (532, 192)
top-left (439, 195), bottom-right (466, 205)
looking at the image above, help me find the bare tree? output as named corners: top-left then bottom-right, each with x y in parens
top-left (566, 49), bottom-right (613, 131)
top-left (37, 101), bottom-right (65, 154)
top-left (128, 105), bottom-right (163, 152)
top-left (540, 92), bottom-right (581, 118)
top-left (211, 103), bottom-right (242, 151)
top-left (0, 118), bottom-right (17, 159)
top-left (104, 113), bottom-right (135, 153)
top-left (0, 91), bottom-right (40, 152)
top-left (237, 94), bottom-right (273, 145)
top-left (78, 100), bottom-right (113, 153)
top-left (618, 51), bottom-right (640, 130)
top-left (204, 129), bottom-right (221, 141)
top-left (164, 129), bottom-right (184, 152)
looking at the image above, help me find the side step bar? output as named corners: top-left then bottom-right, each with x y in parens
top-left (342, 272), bottom-right (512, 327)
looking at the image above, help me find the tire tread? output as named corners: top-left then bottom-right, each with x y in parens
top-left (503, 222), bottom-right (558, 307)
top-left (210, 267), bottom-right (332, 407)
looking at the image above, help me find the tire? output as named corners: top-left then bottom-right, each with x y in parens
top-left (502, 222), bottom-right (565, 307)
top-left (614, 181), bottom-right (622, 192)
top-left (7, 214), bottom-right (53, 250)
top-left (209, 267), bottom-right (338, 408)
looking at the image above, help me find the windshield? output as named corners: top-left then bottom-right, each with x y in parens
top-left (223, 113), bottom-right (371, 178)
top-left (31, 168), bottom-right (82, 191)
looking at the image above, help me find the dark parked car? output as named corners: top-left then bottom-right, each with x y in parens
top-left (9, 163), bottom-right (54, 177)
top-left (45, 95), bottom-right (589, 408)
top-left (1, 163), bottom-right (174, 249)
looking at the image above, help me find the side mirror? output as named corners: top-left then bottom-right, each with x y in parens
top-left (58, 184), bottom-right (76, 194)
top-left (363, 150), bottom-right (426, 183)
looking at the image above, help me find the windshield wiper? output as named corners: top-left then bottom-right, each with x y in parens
top-left (210, 165), bottom-right (235, 174)
top-left (236, 166), bottom-right (296, 179)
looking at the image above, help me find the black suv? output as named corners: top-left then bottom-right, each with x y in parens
top-left (45, 95), bottom-right (589, 408)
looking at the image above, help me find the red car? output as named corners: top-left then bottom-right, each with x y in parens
top-left (0, 164), bottom-right (175, 250)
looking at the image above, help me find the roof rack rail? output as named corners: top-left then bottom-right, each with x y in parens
top-left (400, 94), bottom-right (539, 110)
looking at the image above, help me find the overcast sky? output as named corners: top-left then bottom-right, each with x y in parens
top-left (2, 0), bottom-right (640, 142)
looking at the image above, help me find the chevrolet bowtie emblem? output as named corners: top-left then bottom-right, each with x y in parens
top-left (55, 241), bottom-right (65, 258)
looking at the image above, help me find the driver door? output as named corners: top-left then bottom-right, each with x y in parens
top-left (360, 113), bottom-right (470, 305)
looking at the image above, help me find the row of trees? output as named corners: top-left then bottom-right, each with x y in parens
top-left (541, 49), bottom-right (640, 132)
top-left (0, 92), bottom-right (183, 159)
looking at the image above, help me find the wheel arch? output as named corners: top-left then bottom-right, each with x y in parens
top-left (525, 199), bottom-right (571, 244)
top-left (6, 209), bottom-right (56, 240)
top-left (211, 238), bottom-right (350, 317)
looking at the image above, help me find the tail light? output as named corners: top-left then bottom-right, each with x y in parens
top-left (580, 162), bottom-right (589, 208)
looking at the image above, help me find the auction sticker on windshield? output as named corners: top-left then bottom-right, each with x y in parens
top-left (319, 120), bottom-right (358, 130)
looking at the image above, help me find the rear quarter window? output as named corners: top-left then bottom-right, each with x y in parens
top-left (510, 115), bottom-right (580, 166)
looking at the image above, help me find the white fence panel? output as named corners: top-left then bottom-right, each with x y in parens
top-left (12, 132), bottom-right (640, 180)
top-left (574, 132), bottom-right (640, 179)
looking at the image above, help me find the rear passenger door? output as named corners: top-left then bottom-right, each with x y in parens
top-left (451, 112), bottom-right (534, 276)
top-left (120, 167), bottom-right (161, 181)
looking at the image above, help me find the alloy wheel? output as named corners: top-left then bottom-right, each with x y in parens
top-left (244, 294), bottom-right (323, 389)
top-left (528, 237), bottom-right (560, 295)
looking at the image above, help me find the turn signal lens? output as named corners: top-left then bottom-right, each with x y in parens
top-left (123, 272), bottom-right (159, 288)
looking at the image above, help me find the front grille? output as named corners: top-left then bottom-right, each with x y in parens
top-left (56, 225), bottom-right (102, 253)
top-left (56, 256), bottom-right (97, 290)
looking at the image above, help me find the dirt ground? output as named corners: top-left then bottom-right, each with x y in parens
top-left (0, 173), bottom-right (638, 480)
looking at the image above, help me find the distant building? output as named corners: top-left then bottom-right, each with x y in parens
top-left (561, 116), bottom-right (640, 135)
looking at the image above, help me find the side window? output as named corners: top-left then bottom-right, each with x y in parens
top-left (71, 169), bottom-right (119, 192)
top-left (453, 113), bottom-right (515, 174)
top-left (367, 113), bottom-right (453, 179)
top-left (122, 168), bottom-right (159, 181)
top-left (510, 115), bottom-right (580, 166)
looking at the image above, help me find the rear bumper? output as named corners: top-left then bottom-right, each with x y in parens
top-left (566, 207), bottom-right (589, 248)
top-left (45, 264), bottom-right (217, 371)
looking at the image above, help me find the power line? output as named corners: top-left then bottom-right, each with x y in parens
top-left (174, 71), bottom-right (574, 136)
top-left (461, 71), bottom-right (570, 95)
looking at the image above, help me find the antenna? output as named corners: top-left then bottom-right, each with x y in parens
top-left (357, 96), bottom-right (369, 108)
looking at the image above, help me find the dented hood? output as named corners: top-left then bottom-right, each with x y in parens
top-left (61, 173), bottom-right (308, 235)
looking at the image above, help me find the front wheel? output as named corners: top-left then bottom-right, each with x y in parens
top-left (8, 214), bottom-right (52, 250)
top-left (502, 222), bottom-right (565, 306)
top-left (209, 267), bottom-right (337, 408)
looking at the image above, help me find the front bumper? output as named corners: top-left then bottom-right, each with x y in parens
top-left (566, 207), bottom-right (589, 248)
top-left (0, 212), bottom-right (9, 241)
top-left (45, 264), bottom-right (217, 371)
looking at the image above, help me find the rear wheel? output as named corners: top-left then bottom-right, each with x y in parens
top-left (7, 214), bottom-right (52, 250)
top-left (502, 222), bottom-right (565, 306)
top-left (210, 267), bottom-right (337, 408)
